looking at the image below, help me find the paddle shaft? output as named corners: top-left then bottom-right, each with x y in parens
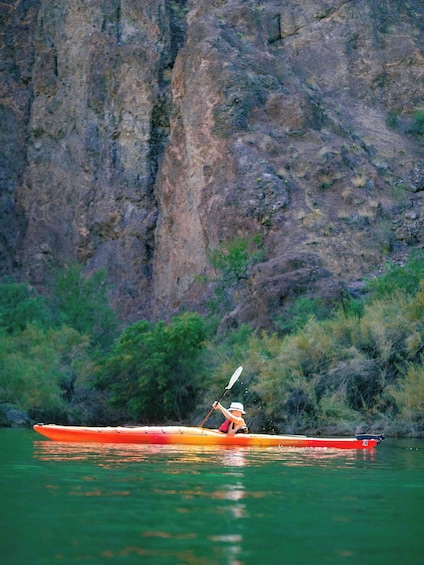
top-left (199, 366), bottom-right (243, 428)
top-left (200, 389), bottom-right (230, 428)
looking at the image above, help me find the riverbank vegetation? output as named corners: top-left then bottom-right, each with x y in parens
top-left (1, 253), bottom-right (424, 436)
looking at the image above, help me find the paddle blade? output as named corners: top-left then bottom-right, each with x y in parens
top-left (225, 366), bottom-right (243, 390)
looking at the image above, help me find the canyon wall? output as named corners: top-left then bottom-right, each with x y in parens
top-left (1, 0), bottom-right (424, 328)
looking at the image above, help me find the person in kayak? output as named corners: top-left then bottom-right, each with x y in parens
top-left (213, 401), bottom-right (248, 434)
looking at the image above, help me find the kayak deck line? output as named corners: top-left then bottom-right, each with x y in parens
top-left (33, 424), bottom-right (384, 449)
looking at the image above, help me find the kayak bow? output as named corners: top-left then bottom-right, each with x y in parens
top-left (33, 424), bottom-right (384, 449)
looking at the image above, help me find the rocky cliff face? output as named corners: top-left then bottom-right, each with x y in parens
top-left (1, 0), bottom-right (424, 329)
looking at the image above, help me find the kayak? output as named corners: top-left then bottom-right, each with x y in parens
top-left (33, 424), bottom-right (384, 449)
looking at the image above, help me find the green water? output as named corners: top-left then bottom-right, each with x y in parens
top-left (0, 430), bottom-right (423, 564)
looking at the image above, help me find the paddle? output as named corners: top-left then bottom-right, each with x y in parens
top-left (199, 366), bottom-right (243, 428)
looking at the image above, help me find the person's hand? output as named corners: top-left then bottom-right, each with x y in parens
top-left (212, 401), bottom-right (219, 409)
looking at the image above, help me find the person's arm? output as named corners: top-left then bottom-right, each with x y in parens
top-left (213, 402), bottom-right (244, 426)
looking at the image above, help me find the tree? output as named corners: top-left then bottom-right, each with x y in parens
top-left (96, 312), bottom-right (206, 422)
top-left (0, 282), bottom-right (51, 334)
top-left (206, 235), bottom-right (263, 314)
top-left (0, 324), bottom-right (92, 420)
top-left (50, 262), bottom-right (118, 348)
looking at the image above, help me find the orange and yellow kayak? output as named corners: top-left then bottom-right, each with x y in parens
top-left (33, 424), bottom-right (383, 449)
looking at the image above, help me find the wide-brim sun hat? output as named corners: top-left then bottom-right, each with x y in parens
top-left (229, 402), bottom-right (245, 414)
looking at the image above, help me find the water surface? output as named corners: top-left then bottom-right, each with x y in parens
top-left (1, 429), bottom-right (423, 564)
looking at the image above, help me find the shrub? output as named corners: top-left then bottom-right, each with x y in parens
top-left (319, 392), bottom-right (363, 432)
top-left (207, 235), bottom-right (264, 314)
top-left (390, 362), bottom-right (424, 436)
top-left (96, 312), bottom-right (206, 422)
top-left (231, 277), bottom-right (424, 434)
top-left (386, 110), bottom-right (398, 129)
top-left (364, 250), bottom-right (424, 299)
top-left (274, 296), bottom-right (332, 334)
top-left (0, 282), bottom-right (51, 334)
top-left (318, 357), bottom-right (383, 411)
top-left (410, 110), bottom-right (424, 136)
top-left (50, 262), bottom-right (118, 348)
top-left (0, 325), bottom-right (92, 420)
top-left (0, 264), bottom-right (118, 348)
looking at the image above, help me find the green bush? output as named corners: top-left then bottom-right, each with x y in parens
top-left (0, 267), bottom-right (117, 424)
top-left (364, 250), bottom-right (424, 299)
top-left (96, 312), bottom-right (206, 422)
top-left (410, 110), bottom-right (424, 136)
top-left (226, 275), bottom-right (424, 435)
top-left (274, 296), bottom-right (332, 334)
top-left (0, 325), bottom-right (92, 420)
top-left (389, 362), bottom-right (424, 436)
top-left (3, 248), bottom-right (424, 434)
top-left (386, 110), bottom-right (398, 129)
top-left (50, 262), bottom-right (118, 348)
top-left (0, 264), bottom-right (118, 348)
top-left (206, 235), bottom-right (264, 315)
top-left (0, 282), bottom-right (51, 334)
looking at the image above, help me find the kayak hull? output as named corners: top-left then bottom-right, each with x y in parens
top-left (33, 424), bottom-right (383, 449)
